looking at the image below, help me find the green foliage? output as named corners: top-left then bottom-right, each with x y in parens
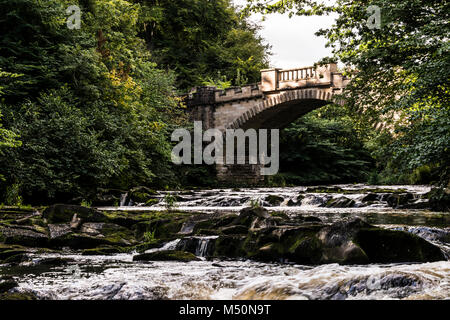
top-left (249, 0), bottom-right (450, 186)
top-left (163, 193), bottom-right (177, 212)
top-left (4, 184), bottom-right (22, 206)
top-left (277, 105), bottom-right (374, 185)
top-left (143, 229), bottom-right (156, 242)
top-left (136, 0), bottom-right (271, 90)
top-left (0, 70), bottom-right (22, 151)
top-left (80, 199), bottom-right (92, 208)
top-left (202, 72), bottom-right (232, 90)
top-left (0, 0), bottom-right (185, 203)
top-left (249, 198), bottom-right (262, 209)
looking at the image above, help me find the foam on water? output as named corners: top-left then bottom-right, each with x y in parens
top-left (8, 254), bottom-right (450, 300)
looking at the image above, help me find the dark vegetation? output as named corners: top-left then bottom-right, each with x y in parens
top-left (0, 0), bottom-right (448, 205)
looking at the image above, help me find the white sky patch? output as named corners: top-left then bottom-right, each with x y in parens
top-left (232, 0), bottom-right (337, 69)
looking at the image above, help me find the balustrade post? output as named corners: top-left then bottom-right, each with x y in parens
top-left (260, 68), bottom-right (281, 92)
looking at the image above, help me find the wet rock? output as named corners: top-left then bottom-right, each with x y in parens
top-left (264, 195), bottom-right (284, 206)
top-left (176, 237), bottom-right (216, 257)
top-left (426, 188), bottom-right (450, 211)
top-left (397, 201), bottom-right (430, 209)
top-left (0, 290), bottom-right (38, 300)
top-left (270, 212), bottom-right (290, 220)
top-left (0, 248), bottom-right (28, 261)
top-left (128, 186), bottom-right (158, 204)
top-left (384, 193), bottom-right (414, 208)
top-left (133, 250), bottom-right (200, 262)
top-left (305, 186), bottom-right (345, 193)
top-left (3, 253), bottom-right (29, 264)
top-left (213, 235), bottom-right (247, 258)
top-left (401, 226), bottom-right (450, 244)
top-left (286, 199), bottom-right (297, 206)
top-left (255, 243), bottom-right (283, 262)
top-left (43, 204), bottom-right (107, 224)
top-left (354, 227), bottom-right (446, 263)
top-left (49, 222), bottom-right (136, 249)
top-left (223, 217), bottom-right (445, 265)
top-left (82, 246), bottom-right (126, 255)
top-left (231, 207), bottom-right (276, 231)
top-left (220, 225), bottom-right (249, 235)
top-left (80, 223), bottom-right (136, 245)
top-left (48, 223), bottom-right (72, 239)
top-left (0, 276), bottom-right (18, 293)
top-left (303, 216), bottom-right (322, 223)
top-left (324, 197), bottom-right (356, 208)
top-left (34, 257), bottom-right (73, 266)
top-left (0, 207), bottom-right (37, 220)
top-left (362, 193), bottom-right (379, 202)
top-left (0, 225), bottom-right (48, 247)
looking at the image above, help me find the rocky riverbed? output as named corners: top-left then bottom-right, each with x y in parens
top-left (0, 185), bottom-right (449, 300)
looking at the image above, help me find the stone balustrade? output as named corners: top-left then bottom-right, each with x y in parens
top-left (260, 63), bottom-right (339, 92)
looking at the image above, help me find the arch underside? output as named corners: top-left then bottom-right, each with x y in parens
top-left (225, 88), bottom-right (340, 130)
top-left (237, 98), bottom-right (330, 130)
top-left (217, 89), bottom-right (341, 185)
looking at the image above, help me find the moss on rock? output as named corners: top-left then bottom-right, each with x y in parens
top-left (43, 204), bottom-right (107, 224)
top-left (133, 250), bottom-right (200, 262)
top-left (265, 195), bottom-right (284, 206)
top-left (0, 291), bottom-right (38, 300)
top-left (82, 246), bottom-right (126, 255)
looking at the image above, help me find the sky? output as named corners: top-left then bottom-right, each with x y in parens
top-left (232, 0), bottom-right (337, 69)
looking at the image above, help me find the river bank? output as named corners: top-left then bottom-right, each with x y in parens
top-left (0, 185), bottom-right (449, 300)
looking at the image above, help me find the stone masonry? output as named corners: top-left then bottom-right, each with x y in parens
top-left (184, 64), bottom-right (349, 185)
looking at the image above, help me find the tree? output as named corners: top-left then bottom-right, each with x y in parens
top-left (0, 0), bottom-right (184, 203)
top-left (276, 104), bottom-right (373, 185)
top-left (247, 0), bottom-right (450, 185)
top-left (135, 0), bottom-right (271, 90)
top-left (0, 69), bottom-right (21, 150)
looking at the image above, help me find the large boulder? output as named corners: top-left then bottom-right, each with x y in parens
top-left (383, 193), bottom-right (414, 208)
top-left (324, 197), bottom-right (356, 208)
top-left (353, 227), bottom-right (445, 263)
top-left (216, 218), bottom-right (446, 265)
top-left (43, 205), bottom-right (107, 224)
top-left (231, 207), bottom-right (276, 230)
top-left (264, 195), bottom-right (284, 206)
top-left (128, 186), bottom-right (158, 205)
top-left (49, 222), bottom-right (136, 249)
top-left (0, 225), bottom-right (49, 247)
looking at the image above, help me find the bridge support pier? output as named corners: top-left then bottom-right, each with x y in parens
top-left (216, 163), bottom-right (264, 186)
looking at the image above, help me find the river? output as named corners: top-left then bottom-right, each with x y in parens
top-left (2, 184), bottom-right (449, 300)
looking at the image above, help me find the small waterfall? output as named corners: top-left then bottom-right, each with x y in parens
top-left (195, 238), bottom-right (212, 257)
top-left (145, 239), bottom-right (181, 253)
top-left (119, 193), bottom-right (128, 207)
top-left (161, 239), bottom-right (182, 251)
top-left (175, 236), bottom-right (218, 257)
top-left (196, 236), bottom-right (218, 257)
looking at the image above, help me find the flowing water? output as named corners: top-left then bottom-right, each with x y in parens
top-left (2, 184), bottom-right (449, 300)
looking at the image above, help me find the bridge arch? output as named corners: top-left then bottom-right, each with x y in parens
top-left (185, 64), bottom-right (349, 185)
top-left (225, 87), bottom-right (344, 130)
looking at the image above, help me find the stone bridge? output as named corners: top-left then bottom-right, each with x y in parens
top-left (185, 63), bottom-right (349, 184)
